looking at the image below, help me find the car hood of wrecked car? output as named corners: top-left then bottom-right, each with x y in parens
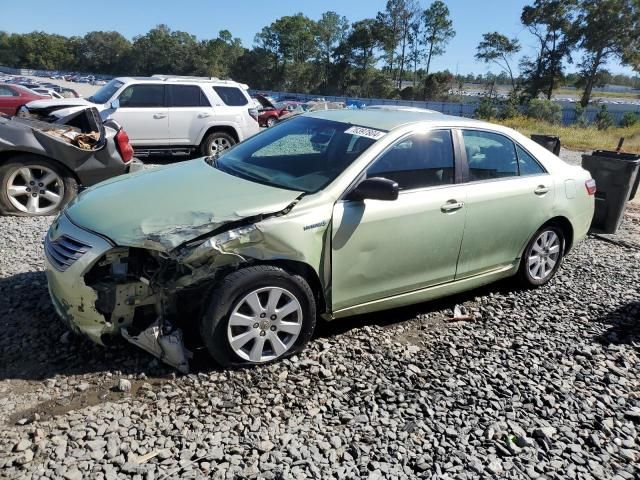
top-left (64, 158), bottom-right (303, 251)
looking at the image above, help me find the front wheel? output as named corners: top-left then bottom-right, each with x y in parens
top-left (200, 131), bottom-right (236, 158)
top-left (0, 155), bottom-right (77, 216)
top-left (201, 265), bottom-right (316, 368)
top-left (518, 226), bottom-right (565, 287)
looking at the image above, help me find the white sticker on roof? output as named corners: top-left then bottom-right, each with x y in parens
top-left (345, 126), bottom-right (386, 140)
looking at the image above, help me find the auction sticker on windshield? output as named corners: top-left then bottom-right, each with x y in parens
top-left (345, 126), bottom-right (386, 140)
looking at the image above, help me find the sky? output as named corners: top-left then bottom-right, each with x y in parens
top-left (0, 0), bottom-right (634, 76)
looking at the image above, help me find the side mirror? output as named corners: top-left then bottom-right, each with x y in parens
top-left (348, 177), bottom-right (399, 201)
top-left (110, 99), bottom-right (120, 110)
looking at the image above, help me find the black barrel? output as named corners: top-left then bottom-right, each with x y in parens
top-left (531, 134), bottom-right (561, 156)
top-left (581, 150), bottom-right (640, 234)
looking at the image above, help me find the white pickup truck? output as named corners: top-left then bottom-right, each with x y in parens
top-left (25, 75), bottom-right (260, 157)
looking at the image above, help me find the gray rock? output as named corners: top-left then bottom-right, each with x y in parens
top-left (14, 439), bottom-right (31, 452)
top-left (116, 378), bottom-right (132, 393)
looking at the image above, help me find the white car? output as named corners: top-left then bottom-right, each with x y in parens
top-left (31, 88), bottom-right (63, 99)
top-left (25, 76), bottom-right (260, 157)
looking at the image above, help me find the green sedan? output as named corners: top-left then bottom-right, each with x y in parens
top-left (44, 110), bottom-right (595, 371)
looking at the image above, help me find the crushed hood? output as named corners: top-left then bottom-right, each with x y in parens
top-left (27, 97), bottom-right (93, 110)
top-left (65, 158), bottom-right (303, 250)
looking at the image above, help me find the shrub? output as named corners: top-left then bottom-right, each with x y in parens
top-left (499, 94), bottom-right (520, 120)
top-left (526, 98), bottom-right (561, 124)
top-left (423, 71), bottom-right (453, 100)
top-left (400, 86), bottom-right (416, 100)
top-left (620, 111), bottom-right (639, 128)
top-left (595, 105), bottom-right (614, 130)
top-left (475, 97), bottom-right (497, 120)
top-left (573, 103), bottom-right (587, 127)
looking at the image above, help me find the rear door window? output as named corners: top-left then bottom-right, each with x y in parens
top-left (118, 84), bottom-right (165, 108)
top-left (516, 144), bottom-right (546, 176)
top-left (462, 130), bottom-right (518, 181)
top-left (168, 85), bottom-right (210, 107)
top-left (213, 86), bottom-right (248, 106)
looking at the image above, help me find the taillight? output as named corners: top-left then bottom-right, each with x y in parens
top-left (248, 108), bottom-right (259, 122)
top-left (115, 129), bottom-right (134, 163)
top-left (585, 178), bottom-right (596, 195)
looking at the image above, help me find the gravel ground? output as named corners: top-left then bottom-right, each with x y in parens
top-left (1, 153), bottom-right (639, 479)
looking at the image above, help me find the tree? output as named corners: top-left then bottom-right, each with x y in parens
top-left (344, 19), bottom-right (382, 96)
top-left (407, 17), bottom-right (423, 88)
top-left (230, 48), bottom-right (273, 89)
top-left (200, 30), bottom-right (244, 78)
top-left (475, 32), bottom-right (521, 90)
top-left (520, 0), bottom-right (577, 100)
top-left (395, 0), bottom-right (419, 89)
top-left (129, 25), bottom-right (201, 75)
top-left (421, 1), bottom-right (455, 77)
top-left (376, 0), bottom-right (405, 83)
top-left (6, 32), bottom-right (77, 70)
top-left (0, 31), bottom-right (11, 66)
top-left (77, 31), bottom-right (131, 75)
top-left (621, 0), bottom-right (640, 72)
top-left (573, 0), bottom-right (639, 106)
top-left (254, 14), bottom-right (318, 91)
top-left (315, 11), bottom-right (349, 90)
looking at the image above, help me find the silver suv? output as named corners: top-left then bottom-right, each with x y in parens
top-left (25, 75), bottom-right (260, 157)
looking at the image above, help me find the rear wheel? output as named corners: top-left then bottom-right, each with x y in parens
top-left (266, 117), bottom-right (278, 128)
top-left (518, 226), bottom-right (564, 286)
top-left (0, 155), bottom-right (77, 216)
top-left (200, 131), bottom-right (236, 157)
top-left (200, 265), bottom-right (316, 368)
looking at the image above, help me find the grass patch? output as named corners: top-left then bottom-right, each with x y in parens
top-left (495, 116), bottom-right (640, 153)
top-left (554, 88), bottom-right (640, 100)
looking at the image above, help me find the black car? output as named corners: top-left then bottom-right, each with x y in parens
top-left (0, 107), bottom-right (142, 216)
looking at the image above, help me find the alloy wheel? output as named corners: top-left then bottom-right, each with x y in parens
top-left (527, 230), bottom-right (561, 280)
top-left (227, 287), bottom-right (303, 363)
top-left (208, 137), bottom-right (232, 157)
top-left (6, 165), bottom-right (64, 215)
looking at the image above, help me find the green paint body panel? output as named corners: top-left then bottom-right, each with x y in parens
top-left (45, 110), bottom-right (595, 343)
top-left (331, 185), bottom-right (468, 310)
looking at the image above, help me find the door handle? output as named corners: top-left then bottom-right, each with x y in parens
top-left (198, 113), bottom-right (211, 118)
top-left (441, 200), bottom-right (465, 213)
top-left (534, 185), bottom-right (550, 195)
top-left (153, 113), bottom-right (167, 119)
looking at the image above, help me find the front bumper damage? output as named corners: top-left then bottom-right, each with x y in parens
top-left (44, 209), bottom-right (301, 373)
top-left (44, 213), bottom-right (196, 371)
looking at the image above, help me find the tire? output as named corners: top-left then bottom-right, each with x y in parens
top-left (517, 225), bottom-right (565, 287)
top-left (200, 265), bottom-right (316, 368)
top-left (266, 117), bottom-right (278, 128)
top-left (0, 155), bottom-right (77, 216)
top-left (199, 131), bottom-right (236, 157)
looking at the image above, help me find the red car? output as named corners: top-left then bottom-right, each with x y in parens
top-left (255, 94), bottom-right (302, 127)
top-left (0, 84), bottom-right (48, 116)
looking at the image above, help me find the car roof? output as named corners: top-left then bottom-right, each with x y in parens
top-left (114, 76), bottom-right (247, 88)
top-left (305, 109), bottom-right (486, 131)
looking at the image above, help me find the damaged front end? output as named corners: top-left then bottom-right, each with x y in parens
top-left (44, 156), bottom-right (331, 373)
top-left (45, 200), bottom-right (319, 373)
